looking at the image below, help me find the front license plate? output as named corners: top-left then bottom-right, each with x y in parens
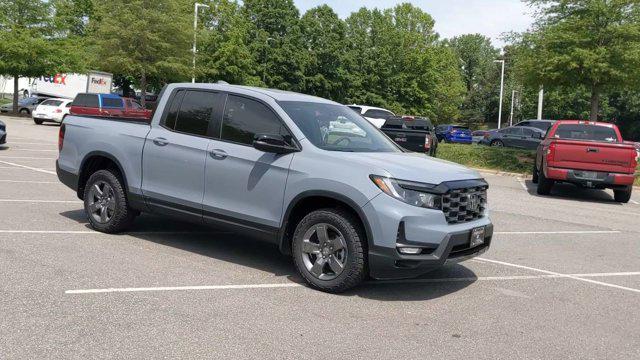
top-left (470, 227), bottom-right (485, 248)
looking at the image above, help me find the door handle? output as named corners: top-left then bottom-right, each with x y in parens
top-left (209, 149), bottom-right (227, 159)
top-left (152, 137), bottom-right (169, 146)
top-left (586, 148), bottom-right (599, 153)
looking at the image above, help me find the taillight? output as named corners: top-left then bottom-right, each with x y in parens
top-left (424, 136), bottom-right (431, 150)
top-left (546, 142), bottom-right (556, 162)
top-left (58, 124), bottom-right (65, 151)
top-left (54, 109), bottom-right (62, 113)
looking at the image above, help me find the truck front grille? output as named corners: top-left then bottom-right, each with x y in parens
top-left (442, 186), bottom-right (487, 224)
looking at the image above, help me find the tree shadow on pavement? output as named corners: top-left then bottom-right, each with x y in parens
top-left (59, 209), bottom-right (477, 301)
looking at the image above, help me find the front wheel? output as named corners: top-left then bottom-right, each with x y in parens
top-left (83, 169), bottom-right (136, 233)
top-left (532, 162), bottom-right (539, 184)
top-left (614, 186), bottom-right (632, 203)
top-left (292, 208), bottom-right (367, 293)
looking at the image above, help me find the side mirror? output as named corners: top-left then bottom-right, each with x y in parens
top-left (253, 134), bottom-right (298, 154)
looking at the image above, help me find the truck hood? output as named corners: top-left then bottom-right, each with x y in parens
top-left (339, 151), bottom-right (482, 185)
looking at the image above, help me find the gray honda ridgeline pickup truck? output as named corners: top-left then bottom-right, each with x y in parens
top-left (57, 83), bottom-right (492, 292)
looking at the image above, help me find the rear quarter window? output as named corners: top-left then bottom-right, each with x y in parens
top-left (101, 97), bottom-right (124, 108)
top-left (72, 94), bottom-right (99, 108)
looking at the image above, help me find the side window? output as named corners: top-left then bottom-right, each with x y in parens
top-left (73, 94), bottom-right (99, 107)
top-left (221, 95), bottom-right (290, 146)
top-left (364, 109), bottom-right (393, 118)
top-left (522, 128), bottom-right (534, 137)
top-left (162, 90), bottom-right (185, 130)
top-left (174, 90), bottom-right (218, 136)
top-left (518, 121), bottom-right (530, 127)
top-left (65, 102), bottom-right (72, 108)
top-left (101, 97), bottom-right (124, 108)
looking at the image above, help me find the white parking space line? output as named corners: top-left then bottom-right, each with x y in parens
top-left (476, 257), bottom-right (640, 294)
top-left (4, 142), bottom-right (57, 145)
top-left (0, 156), bottom-right (56, 160)
top-left (0, 160), bottom-right (56, 175)
top-left (0, 180), bottom-right (60, 184)
top-left (494, 230), bottom-right (620, 235)
top-left (65, 271), bottom-right (640, 295)
top-left (0, 230), bottom-right (228, 235)
top-left (0, 199), bottom-right (80, 203)
top-left (6, 149), bottom-right (58, 152)
top-left (630, 199), bottom-right (639, 205)
top-left (516, 177), bottom-right (528, 191)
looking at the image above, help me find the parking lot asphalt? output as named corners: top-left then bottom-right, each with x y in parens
top-left (1, 115), bottom-right (639, 359)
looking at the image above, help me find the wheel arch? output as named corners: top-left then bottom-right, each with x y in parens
top-left (77, 151), bottom-right (129, 200)
top-left (278, 191), bottom-right (373, 256)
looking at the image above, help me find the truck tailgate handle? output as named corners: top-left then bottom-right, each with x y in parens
top-left (586, 147), bottom-right (599, 153)
top-left (209, 149), bottom-right (227, 159)
top-left (152, 137), bottom-right (169, 146)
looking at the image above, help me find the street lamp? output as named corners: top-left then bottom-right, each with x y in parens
top-left (192, 2), bottom-right (210, 83)
top-left (509, 90), bottom-right (518, 126)
top-left (262, 37), bottom-right (275, 84)
top-left (494, 59), bottom-right (505, 129)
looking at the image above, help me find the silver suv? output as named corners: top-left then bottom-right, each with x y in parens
top-left (56, 83), bottom-right (493, 292)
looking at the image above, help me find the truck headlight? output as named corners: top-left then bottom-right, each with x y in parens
top-left (370, 175), bottom-right (442, 210)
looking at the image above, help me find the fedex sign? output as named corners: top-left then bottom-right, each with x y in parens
top-left (41, 74), bottom-right (67, 85)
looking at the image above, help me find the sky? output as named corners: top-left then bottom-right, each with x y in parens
top-left (293, 0), bottom-right (535, 47)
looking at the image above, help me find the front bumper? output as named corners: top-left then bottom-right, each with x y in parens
top-left (362, 191), bottom-right (493, 280)
top-left (546, 166), bottom-right (635, 187)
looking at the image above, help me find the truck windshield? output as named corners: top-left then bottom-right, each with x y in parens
top-left (279, 101), bottom-right (401, 153)
top-left (554, 124), bottom-right (618, 143)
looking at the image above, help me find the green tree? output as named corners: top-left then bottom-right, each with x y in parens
top-left (198, 0), bottom-right (261, 85)
top-left (90, 0), bottom-right (192, 106)
top-left (243, 0), bottom-right (306, 91)
top-left (0, 0), bottom-right (69, 113)
top-left (300, 5), bottom-right (348, 101)
top-left (447, 34), bottom-right (500, 124)
top-left (514, 0), bottom-right (640, 121)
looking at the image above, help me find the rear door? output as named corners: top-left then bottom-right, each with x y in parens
top-left (502, 127), bottom-right (523, 147)
top-left (142, 89), bottom-right (224, 221)
top-left (520, 128), bottom-right (541, 150)
top-left (202, 94), bottom-right (295, 236)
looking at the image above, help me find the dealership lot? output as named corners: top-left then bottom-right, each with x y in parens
top-left (1, 115), bottom-right (639, 359)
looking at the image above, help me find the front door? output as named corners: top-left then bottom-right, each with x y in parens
top-left (202, 94), bottom-right (295, 237)
top-left (142, 89), bottom-right (223, 220)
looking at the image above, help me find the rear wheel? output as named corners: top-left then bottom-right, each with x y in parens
top-left (614, 186), bottom-right (632, 203)
top-left (292, 208), bottom-right (366, 293)
top-left (532, 162), bottom-right (539, 184)
top-left (33, 118), bottom-right (43, 125)
top-left (536, 164), bottom-right (554, 195)
top-left (490, 140), bottom-right (504, 147)
top-left (83, 169), bottom-right (136, 233)
top-left (19, 108), bottom-right (29, 115)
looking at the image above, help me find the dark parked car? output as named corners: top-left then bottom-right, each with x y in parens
top-left (0, 119), bottom-right (6, 144)
top-left (479, 126), bottom-right (545, 150)
top-left (0, 96), bottom-right (48, 115)
top-left (380, 116), bottom-right (438, 156)
top-left (513, 119), bottom-right (556, 132)
top-left (472, 130), bottom-right (492, 144)
top-left (435, 124), bottom-right (473, 144)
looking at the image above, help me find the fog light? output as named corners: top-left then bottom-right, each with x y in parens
top-left (398, 247), bottom-right (422, 255)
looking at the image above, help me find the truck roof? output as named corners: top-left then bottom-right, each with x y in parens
top-left (170, 83), bottom-right (338, 104)
top-left (555, 120), bottom-right (616, 128)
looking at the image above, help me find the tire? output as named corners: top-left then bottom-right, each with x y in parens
top-left (33, 118), bottom-right (43, 125)
top-left (490, 140), bottom-right (504, 147)
top-left (536, 164), bottom-right (554, 195)
top-left (83, 169), bottom-right (136, 233)
top-left (19, 108), bottom-right (29, 115)
top-left (614, 186), bottom-right (632, 203)
top-left (292, 208), bottom-right (367, 293)
top-left (532, 162), bottom-right (539, 184)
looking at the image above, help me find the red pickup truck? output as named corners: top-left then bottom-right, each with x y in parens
top-left (70, 93), bottom-right (152, 120)
top-left (533, 120), bottom-right (637, 202)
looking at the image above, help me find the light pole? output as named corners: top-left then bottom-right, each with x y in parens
top-left (537, 86), bottom-right (544, 120)
top-left (494, 59), bottom-right (505, 129)
top-left (262, 37), bottom-right (275, 84)
top-left (192, 2), bottom-right (210, 83)
top-left (509, 90), bottom-right (518, 126)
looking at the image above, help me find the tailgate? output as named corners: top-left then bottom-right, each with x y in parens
top-left (552, 140), bottom-right (636, 173)
top-left (383, 129), bottom-right (427, 152)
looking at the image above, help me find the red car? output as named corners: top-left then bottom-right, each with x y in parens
top-left (533, 120), bottom-right (637, 202)
top-left (70, 93), bottom-right (152, 120)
